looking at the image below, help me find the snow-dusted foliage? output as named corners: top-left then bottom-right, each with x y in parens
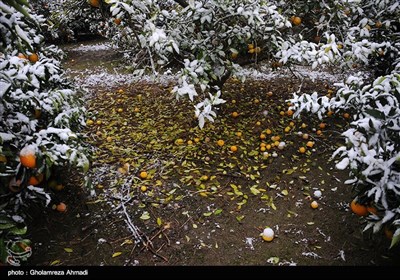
top-left (0, 0), bottom-right (89, 263)
top-left (282, 0), bottom-right (400, 246)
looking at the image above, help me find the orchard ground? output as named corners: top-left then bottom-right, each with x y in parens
top-left (27, 38), bottom-right (400, 266)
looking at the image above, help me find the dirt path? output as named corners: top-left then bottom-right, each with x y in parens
top-left (27, 38), bottom-right (400, 266)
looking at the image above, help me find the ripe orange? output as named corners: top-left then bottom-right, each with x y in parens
top-left (56, 202), bottom-right (67, 212)
top-left (265, 129), bottom-right (272, 135)
top-left (316, 130), bottom-right (322, 135)
top-left (260, 146), bottom-right (266, 152)
top-left (301, 123), bottom-right (307, 129)
top-left (306, 141), bottom-right (314, 148)
top-left (19, 150), bottom-right (36, 169)
top-left (175, 138), bottom-right (184, 145)
top-left (343, 112), bottom-right (350, 119)
top-left (140, 186), bottom-right (147, 192)
top-left (292, 16), bottom-right (302, 26)
top-left (266, 144), bottom-right (271, 150)
top-left (28, 53), bottom-right (39, 63)
top-left (350, 199), bottom-right (368, 216)
top-left (327, 111), bottom-right (334, 117)
top-left (302, 133), bottom-right (309, 140)
top-left (260, 133), bottom-right (266, 140)
top-left (286, 109), bottom-right (294, 116)
top-left (235, 132), bottom-right (242, 137)
top-left (194, 137), bottom-right (200, 143)
top-left (311, 201), bottom-right (318, 209)
top-left (319, 123), bottom-right (326, 129)
top-left (86, 119), bottom-right (94, 125)
top-left (299, 147), bottom-right (306, 154)
top-left (114, 18), bottom-right (121, 25)
top-left (279, 111), bottom-right (285, 116)
top-left (89, 0), bottom-right (100, 7)
top-left (117, 108), bottom-right (123, 113)
top-left (28, 174), bottom-right (44, 186)
top-left (255, 121), bottom-right (261, 126)
top-left (232, 112), bottom-right (239, 118)
top-left (230, 145), bottom-right (238, 152)
top-left (217, 139), bottom-right (225, 147)
top-left (139, 171), bottom-right (148, 179)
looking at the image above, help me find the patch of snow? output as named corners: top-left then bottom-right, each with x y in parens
top-left (302, 252), bottom-right (322, 259)
top-left (71, 42), bottom-right (116, 52)
top-left (245, 237), bottom-right (255, 250)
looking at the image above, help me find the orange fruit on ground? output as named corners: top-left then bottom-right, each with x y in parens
top-left (194, 137), bottom-right (200, 143)
top-left (302, 133), bottom-right (309, 140)
top-left (140, 186), bottom-right (147, 192)
top-left (327, 111), bottom-right (334, 117)
top-left (299, 147), bottom-right (306, 154)
top-left (306, 141), bottom-right (314, 148)
top-left (284, 126), bottom-right (291, 133)
top-left (267, 91), bottom-right (273, 97)
top-left (89, 0), bottom-right (100, 7)
top-left (266, 144), bottom-right (272, 150)
top-left (248, 44), bottom-right (254, 50)
top-left (28, 174), bottom-right (44, 186)
top-left (319, 123), bottom-right (326, 129)
top-left (28, 53), bottom-right (39, 63)
top-left (232, 112), bottom-right (239, 118)
top-left (256, 121), bottom-right (261, 126)
top-left (350, 199), bottom-right (368, 216)
top-left (19, 149), bottom-right (36, 169)
top-left (117, 108), bottom-right (123, 113)
top-left (217, 140), bottom-right (225, 147)
top-left (286, 109), bottom-right (294, 116)
top-left (187, 140), bottom-right (193, 145)
top-left (56, 202), bottom-right (67, 212)
top-left (114, 18), bottom-right (121, 25)
top-left (343, 112), bottom-right (350, 119)
top-left (311, 201), bottom-right (319, 209)
top-left (230, 146), bottom-right (238, 152)
top-left (260, 133), bottom-right (266, 140)
top-left (260, 146), bottom-right (266, 152)
top-left (316, 130), bottom-right (322, 135)
top-left (86, 119), bottom-right (94, 125)
top-left (292, 16), bottom-right (302, 26)
top-left (139, 171), bottom-right (148, 179)
top-left (175, 138), bottom-right (184, 145)
top-left (265, 129), bottom-right (272, 135)
top-left (301, 123), bottom-right (307, 128)
top-left (235, 132), bottom-right (242, 137)
top-left (279, 111), bottom-right (285, 116)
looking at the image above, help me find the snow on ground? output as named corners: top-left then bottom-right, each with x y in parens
top-left (70, 42), bottom-right (116, 52)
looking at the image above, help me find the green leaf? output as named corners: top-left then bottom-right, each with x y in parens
top-left (213, 209), bottom-right (223, 215)
top-left (236, 215), bottom-right (245, 222)
top-left (281, 190), bottom-right (289, 196)
top-left (140, 212), bottom-right (151, 220)
top-left (267, 257), bottom-right (280, 264)
top-left (50, 260), bottom-right (61, 266)
top-left (64, 248), bottom-right (73, 253)
top-left (156, 217), bottom-right (162, 226)
top-left (390, 229), bottom-right (400, 249)
top-left (9, 226), bottom-right (27, 235)
top-left (203, 212), bottom-right (212, 217)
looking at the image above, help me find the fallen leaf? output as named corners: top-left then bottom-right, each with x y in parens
top-left (112, 252), bottom-right (122, 258)
top-left (64, 248), bottom-right (73, 253)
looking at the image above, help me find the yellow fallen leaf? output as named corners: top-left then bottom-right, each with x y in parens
top-left (50, 260), bottom-right (61, 266)
top-left (64, 248), bottom-right (73, 253)
top-left (112, 252), bottom-right (122, 258)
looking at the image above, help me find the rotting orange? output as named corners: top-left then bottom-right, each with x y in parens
top-left (311, 201), bottom-right (319, 209)
top-left (343, 112), bottom-right (350, 119)
top-left (89, 0), bottom-right (100, 7)
top-left (286, 109), bottom-right (294, 116)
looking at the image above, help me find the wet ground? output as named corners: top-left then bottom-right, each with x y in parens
top-left (27, 37), bottom-right (400, 266)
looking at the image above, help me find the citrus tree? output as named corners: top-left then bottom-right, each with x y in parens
top-left (0, 0), bottom-right (89, 264)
